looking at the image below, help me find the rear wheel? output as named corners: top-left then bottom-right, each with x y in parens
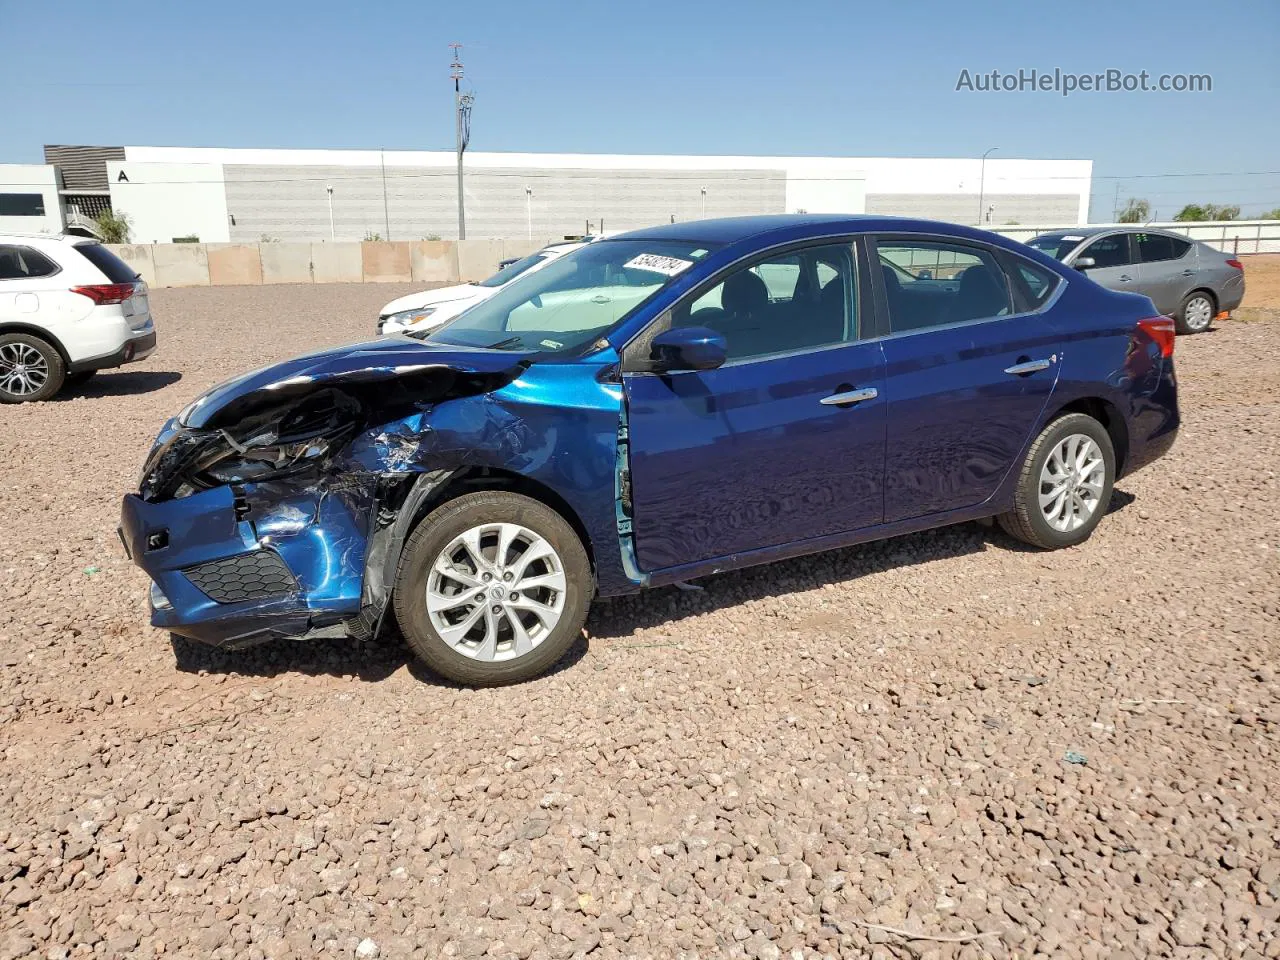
top-left (393, 492), bottom-right (592, 686)
top-left (1176, 290), bottom-right (1215, 334)
top-left (0, 333), bottom-right (65, 403)
top-left (998, 413), bottom-right (1116, 550)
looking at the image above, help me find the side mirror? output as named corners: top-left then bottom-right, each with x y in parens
top-left (1072, 257), bottom-right (1096, 271)
top-left (650, 326), bottom-right (727, 372)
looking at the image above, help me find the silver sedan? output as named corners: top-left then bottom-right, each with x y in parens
top-left (1027, 227), bottom-right (1245, 333)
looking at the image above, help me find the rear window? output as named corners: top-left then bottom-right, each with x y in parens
top-left (74, 242), bottom-right (140, 283)
top-left (0, 245), bottom-right (59, 280)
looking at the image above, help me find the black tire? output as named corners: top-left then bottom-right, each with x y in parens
top-left (0, 332), bottom-right (65, 403)
top-left (393, 491), bottom-right (591, 686)
top-left (65, 371), bottom-right (97, 387)
top-left (997, 413), bottom-right (1116, 550)
top-left (1175, 289), bottom-right (1216, 335)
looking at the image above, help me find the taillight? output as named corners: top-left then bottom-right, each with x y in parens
top-left (1226, 258), bottom-right (1243, 270)
top-left (71, 282), bottom-right (136, 305)
top-left (1137, 316), bottom-right (1176, 358)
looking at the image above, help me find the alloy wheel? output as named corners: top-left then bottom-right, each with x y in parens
top-left (0, 342), bottom-right (50, 397)
top-left (1039, 434), bottom-right (1106, 532)
top-left (426, 522), bottom-right (567, 661)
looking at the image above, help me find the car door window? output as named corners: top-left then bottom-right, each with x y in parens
top-left (1135, 233), bottom-right (1191, 263)
top-left (875, 240), bottom-right (1011, 333)
top-left (676, 243), bottom-right (856, 362)
top-left (1080, 234), bottom-right (1132, 268)
top-left (0, 245), bottom-right (59, 280)
top-left (1012, 259), bottom-right (1060, 309)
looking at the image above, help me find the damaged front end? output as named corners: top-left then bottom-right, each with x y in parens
top-left (119, 339), bottom-right (538, 649)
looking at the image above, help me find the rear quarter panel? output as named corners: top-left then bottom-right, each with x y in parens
top-left (1041, 278), bottom-right (1179, 475)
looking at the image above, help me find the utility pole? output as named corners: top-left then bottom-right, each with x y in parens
top-left (1112, 183), bottom-right (1121, 222)
top-left (325, 184), bottom-right (335, 241)
top-left (451, 43), bottom-right (474, 240)
top-left (525, 186), bottom-right (533, 240)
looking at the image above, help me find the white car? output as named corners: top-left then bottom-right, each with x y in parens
top-left (376, 240), bottom-right (590, 335)
top-left (0, 233), bottom-right (157, 403)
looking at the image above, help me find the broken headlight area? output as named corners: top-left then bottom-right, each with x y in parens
top-left (140, 388), bottom-right (362, 502)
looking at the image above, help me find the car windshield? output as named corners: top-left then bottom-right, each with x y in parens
top-left (1027, 234), bottom-right (1086, 261)
top-left (418, 239), bottom-right (718, 354)
top-left (475, 251), bottom-right (552, 288)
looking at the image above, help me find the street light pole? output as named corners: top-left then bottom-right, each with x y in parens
top-left (451, 44), bottom-right (474, 240)
top-left (700, 185), bottom-right (707, 219)
top-left (977, 147), bottom-right (998, 226)
top-left (525, 187), bottom-right (533, 241)
top-left (325, 185), bottom-right (334, 241)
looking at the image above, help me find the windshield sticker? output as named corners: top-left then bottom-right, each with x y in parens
top-left (539, 338), bottom-right (564, 350)
top-left (624, 253), bottom-right (694, 277)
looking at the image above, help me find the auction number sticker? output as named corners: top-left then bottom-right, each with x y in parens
top-left (624, 253), bottom-right (694, 276)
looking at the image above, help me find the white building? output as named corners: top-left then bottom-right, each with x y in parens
top-left (9, 146), bottom-right (1094, 243)
top-left (0, 164), bottom-right (64, 236)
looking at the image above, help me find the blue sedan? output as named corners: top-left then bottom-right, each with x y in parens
top-left (120, 216), bottom-right (1180, 685)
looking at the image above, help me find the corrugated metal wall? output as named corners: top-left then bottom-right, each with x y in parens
top-left (223, 165), bottom-right (787, 241)
top-left (43, 145), bottom-right (125, 191)
top-left (865, 193), bottom-right (1081, 225)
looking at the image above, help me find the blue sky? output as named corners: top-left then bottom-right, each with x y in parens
top-left (2, 0), bottom-right (1277, 221)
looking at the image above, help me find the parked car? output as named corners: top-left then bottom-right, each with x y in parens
top-left (121, 215), bottom-right (1179, 686)
top-left (377, 240), bottom-right (591, 335)
top-left (0, 234), bottom-right (156, 403)
top-left (1026, 227), bottom-right (1244, 334)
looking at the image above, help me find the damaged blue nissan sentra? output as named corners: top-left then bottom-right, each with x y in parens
top-left (120, 216), bottom-right (1179, 685)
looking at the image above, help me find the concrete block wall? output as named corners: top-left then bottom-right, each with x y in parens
top-left (107, 237), bottom-right (563, 288)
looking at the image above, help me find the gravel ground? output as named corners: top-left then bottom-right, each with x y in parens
top-left (1, 266), bottom-right (1278, 960)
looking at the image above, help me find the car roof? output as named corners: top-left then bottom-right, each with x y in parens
top-left (1030, 225), bottom-right (1193, 241)
top-left (608, 214), bottom-right (1046, 249)
top-left (0, 232), bottom-right (83, 244)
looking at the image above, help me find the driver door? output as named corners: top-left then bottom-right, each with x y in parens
top-left (622, 240), bottom-right (887, 572)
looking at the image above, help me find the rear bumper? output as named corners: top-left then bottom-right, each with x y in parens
top-left (119, 483), bottom-right (369, 648)
top-left (69, 327), bottom-right (157, 373)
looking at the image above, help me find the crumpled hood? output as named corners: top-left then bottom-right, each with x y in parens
top-left (379, 283), bottom-right (494, 315)
top-left (179, 337), bottom-right (531, 430)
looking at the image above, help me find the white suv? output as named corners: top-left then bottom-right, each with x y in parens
top-left (0, 233), bottom-right (157, 403)
top-left (377, 240), bottom-right (591, 336)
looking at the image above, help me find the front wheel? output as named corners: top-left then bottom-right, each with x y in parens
top-left (998, 413), bottom-right (1116, 550)
top-left (393, 492), bottom-right (592, 686)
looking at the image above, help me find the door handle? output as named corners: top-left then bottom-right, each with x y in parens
top-left (1117, 274), bottom-right (1133, 282)
top-left (1004, 358), bottom-right (1054, 376)
top-left (1181, 269), bottom-right (1195, 277)
top-left (820, 387), bottom-right (878, 406)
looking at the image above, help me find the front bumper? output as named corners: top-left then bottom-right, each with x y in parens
top-left (119, 482), bottom-right (371, 648)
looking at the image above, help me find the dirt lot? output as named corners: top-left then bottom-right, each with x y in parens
top-left (1, 259), bottom-right (1278, 960)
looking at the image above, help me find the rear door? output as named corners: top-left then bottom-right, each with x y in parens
top-left (622, 239), bottom-right (887, 571)
top-left (871, 236), bottom-right (1062, 523)
top-left (1133, 232), bottom-right (1195, 315)
top-left (1074, 232), bottom-right (1144, 296)
top-left (0, 243), bottom-right (63, 322)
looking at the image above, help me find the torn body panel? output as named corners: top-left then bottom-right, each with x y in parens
top-left (120, 341), bottom-right (638, 649)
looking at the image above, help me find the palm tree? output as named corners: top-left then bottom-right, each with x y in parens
top-left (1117, 198), bottom-right (1151, 223)
top-left (94, 209), bottom-right (132, 243)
